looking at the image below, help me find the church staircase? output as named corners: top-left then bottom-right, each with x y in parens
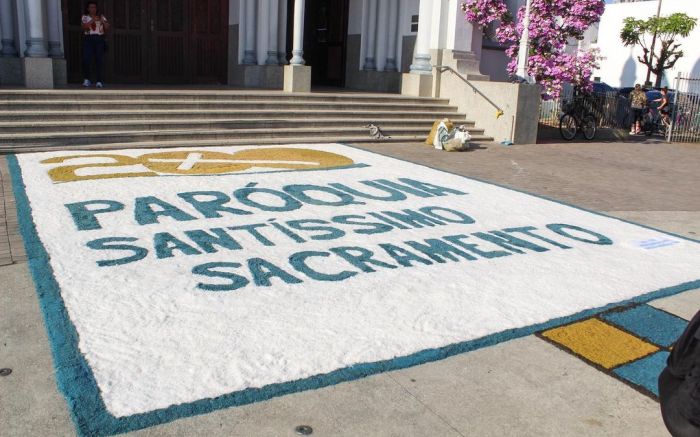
top-left (0, 89), bottom-right (492, 153)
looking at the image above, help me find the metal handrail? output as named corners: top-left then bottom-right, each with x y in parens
top-left (433, 65), bottom-right (504, 118)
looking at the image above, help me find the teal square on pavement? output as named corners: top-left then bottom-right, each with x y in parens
top-left (602, 305), bottom-right (688, 347)
top-left (613, 351), bottom-right (670, 396)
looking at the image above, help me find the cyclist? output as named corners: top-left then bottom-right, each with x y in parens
top-left (653, 87), bottom-right (671, 127)
top-left (629, 84), bottom-right (647, 135)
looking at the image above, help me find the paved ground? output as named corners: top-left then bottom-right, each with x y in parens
top-left (1, 140), bottom-right (698, 436)
top-left (0, 158), bottom-right (25, 266)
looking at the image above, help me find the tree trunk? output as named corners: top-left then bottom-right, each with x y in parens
top-left (655, 72), bottom-right (663, 88)
top-left (653, 46), bottom-right (669, 88)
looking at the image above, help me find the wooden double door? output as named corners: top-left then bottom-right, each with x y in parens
top-left (62, 0), bottom-right (228, 84)
top-left (304, 0), bottom-right (349, 87)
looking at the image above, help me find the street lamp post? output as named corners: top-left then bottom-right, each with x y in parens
top-left (516, 0), bottom-right (532, 82)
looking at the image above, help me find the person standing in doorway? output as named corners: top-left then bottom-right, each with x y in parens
top-left (81, 2), bottom-right (110, 88)
top-left (629, 84), bottom-right (647, 135)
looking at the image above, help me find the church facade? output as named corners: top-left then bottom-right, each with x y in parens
top-left (0, 0), bottom-right (512, 91)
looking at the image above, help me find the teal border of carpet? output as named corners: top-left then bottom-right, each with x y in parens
top-left (7, 146), bottom-right (700, 437)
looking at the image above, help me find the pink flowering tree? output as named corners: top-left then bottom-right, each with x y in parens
top-left (462, 0), bottom-right (605, 99)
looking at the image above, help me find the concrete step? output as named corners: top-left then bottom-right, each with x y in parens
top-left (0, 134), bottom-right (494, 154)
top-left (0, 90), bottom-right (450, 105)
top-left (0, 118), bottom-right (474, 134)
top-left (0, 125), bottom-right (489, 147)
top-left (0, 109), bottom-right (467, 122)
top-left (0, 100), bottom-right (455, 112)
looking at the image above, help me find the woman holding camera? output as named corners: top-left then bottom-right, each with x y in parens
top-left (81, 1), bottom-right (110, 88)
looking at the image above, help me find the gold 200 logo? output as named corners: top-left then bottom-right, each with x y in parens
top-left (41, 148), bottom-right (355, 183)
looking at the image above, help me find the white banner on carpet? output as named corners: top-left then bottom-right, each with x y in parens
top-left (15, 144), bottom-right (700, 418)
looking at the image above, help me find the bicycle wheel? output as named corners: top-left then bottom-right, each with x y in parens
top-left (582, 115), bottom-right (597, 140)
top-left (559, 113), bottom-right (577, 140)
top-left (644, 121), bottom-right (654, 136)
top-left (643, 110), bottom-right (654, 136)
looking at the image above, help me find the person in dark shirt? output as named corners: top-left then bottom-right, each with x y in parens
top-left (659, 310), bottom-right (700, 437)
top-left (653, 87), bottom-right (671, 127)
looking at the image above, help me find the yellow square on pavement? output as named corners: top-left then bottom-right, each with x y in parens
top-left (541, 318), bottom-right (659, 369)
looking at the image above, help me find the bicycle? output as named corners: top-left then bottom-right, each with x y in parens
top-left (559, 94), bottom-right (597, 141)
top-left (642, 106), bottom-right (667, 137)
top-left (673, 107), bottom-right (700, 133)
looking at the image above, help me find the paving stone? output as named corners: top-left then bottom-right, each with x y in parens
top-left (9, 241), bottom-right (25, 251)
top-left (351, 142), bottom-right (700, 212)
top-left (650, 289), bottom-right (700, 321)
top-left (389, 336), bottom-right (669, 437)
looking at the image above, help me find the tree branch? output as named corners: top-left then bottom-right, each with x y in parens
top-left (637, 55), bottom-right (651, 67)
top-left (665, 52), bottom-right (682, 69)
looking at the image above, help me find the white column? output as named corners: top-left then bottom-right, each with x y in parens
top-left (277, 0), bottom-right (288, 64)
top-left (290, 0), bottom-right (306, 65)
top-left (375, 0), bottom-right (389, 71)
top-left (363, 0), bottom-right (377, 70)
top-left (24, 0), bottom-right (48, 57)
top-left (385, 0), bottom-right (399, 71)
top-left (256, 0), bottom-right (270, 65)
top-left (266, 0), bottom-right (279, 64)
top-left (242, 0), bottom-right (257, 65)
top-left (47, 0), bottom-right (63, 58)
top-left (1, 0), bottom-right (17, 56)
top-left (410, 0), bottom-right (433, 74)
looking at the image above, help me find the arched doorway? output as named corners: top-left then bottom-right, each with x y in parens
top-left (61, 0), bottom-right (228, 84)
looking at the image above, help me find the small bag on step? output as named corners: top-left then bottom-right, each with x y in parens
top-left (434, 122), bottom-right (471, 152)
top-left (426, 118), bottom-right (454, 146)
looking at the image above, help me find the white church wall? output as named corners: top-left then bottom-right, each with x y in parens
top-left (594, 0), bottom-right (700, 88)
top-left (480, 47), bottom-right (509, 81)
top-left (398, 0), bottom-right (420, 72)
top-left (476, 0), bottom-right (524, 81)
top-left (348, 0), bottom-right (363, 34)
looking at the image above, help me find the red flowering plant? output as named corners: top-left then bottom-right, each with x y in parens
top-left (462, 0), bottom-right (604, 99)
